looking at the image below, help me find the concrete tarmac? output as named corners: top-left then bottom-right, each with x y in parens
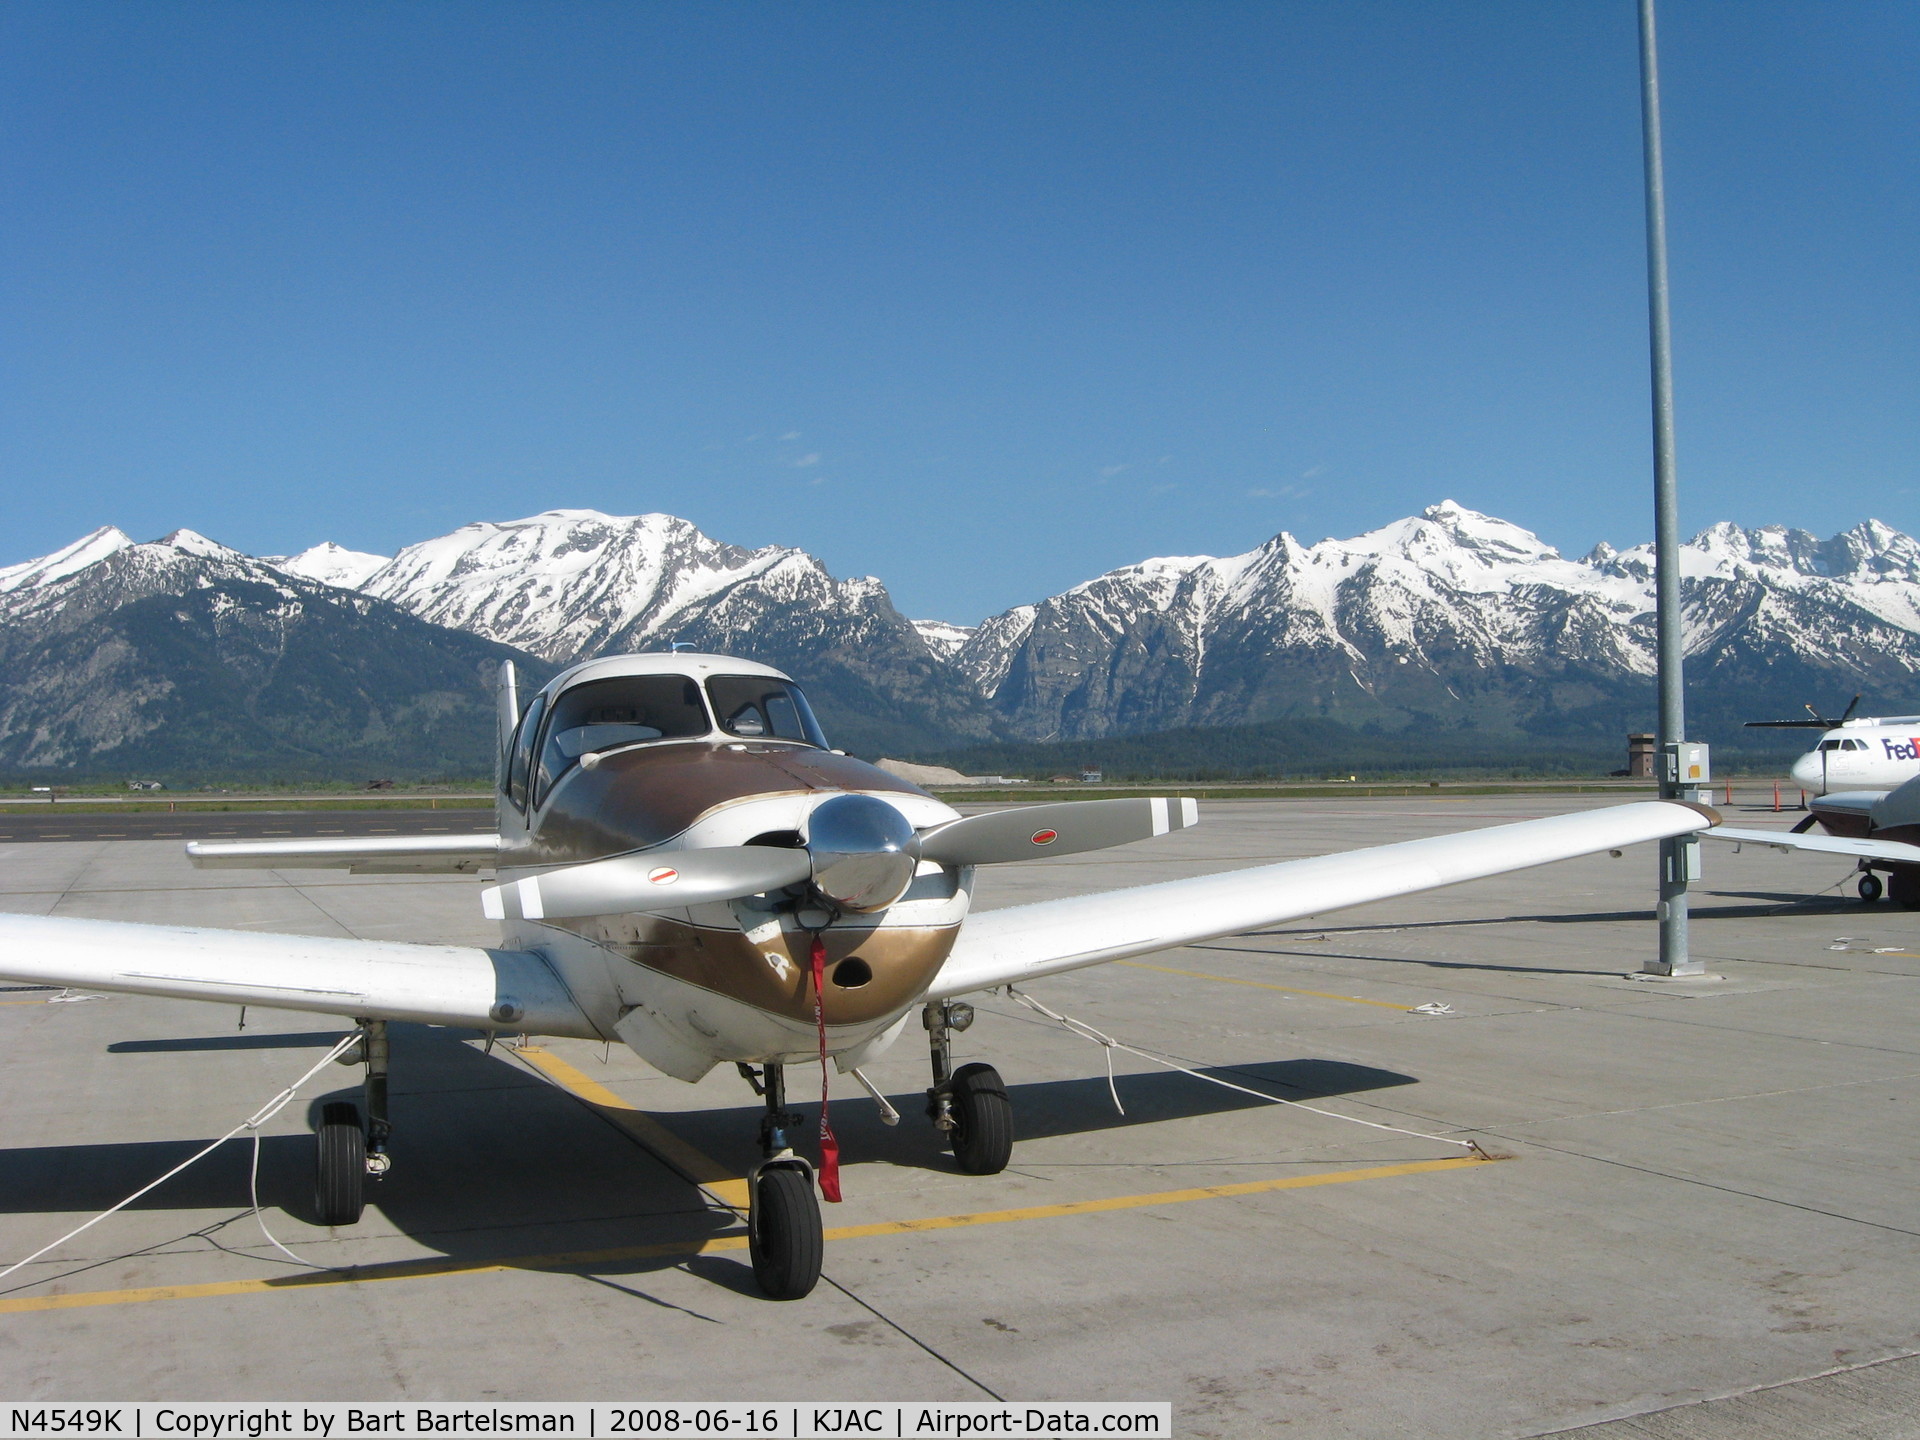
top-left (0, 795), bottom-right (1916, 1437)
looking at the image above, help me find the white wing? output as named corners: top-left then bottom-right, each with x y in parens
top-left (0, 914), bottom-right (596, 1036)
top-left (1703, 826), bottom-right (1920, 864)
top-left (187, 834), bottom-right (501, 874)
top-left (931, 800), bottom-right (1713, 998)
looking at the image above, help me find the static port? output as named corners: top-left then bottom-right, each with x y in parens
top-left (833, 957), bottom-right (873, 989)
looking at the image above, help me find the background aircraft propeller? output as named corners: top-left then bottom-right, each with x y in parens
top-left (1743, 694), bottom-right (1862, 729)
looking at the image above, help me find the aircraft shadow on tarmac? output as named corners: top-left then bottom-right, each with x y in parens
top-left (0, 1024), bottom-right (1415, 1287)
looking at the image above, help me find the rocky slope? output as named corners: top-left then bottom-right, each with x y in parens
top-left (9, 501), bottom-right (1918, 776)
top-left (946, 502), bottom-right (1920, 742)
top-left (0, 530), bottom-right (548, 775)
top-left (345, 511), bottom-right (997, 755)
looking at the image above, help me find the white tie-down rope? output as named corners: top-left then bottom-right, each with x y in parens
top-left (0, 1031), bottom-right (363, 1287)
top-left (1006, 987), bottom-right (1486, 1158)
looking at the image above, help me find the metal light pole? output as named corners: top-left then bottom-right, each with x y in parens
top-left (1637, 0), bottom-right (1702, 976)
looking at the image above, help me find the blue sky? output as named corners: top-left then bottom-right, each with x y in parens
top-left (2, 2), bottom-right (1913, 623)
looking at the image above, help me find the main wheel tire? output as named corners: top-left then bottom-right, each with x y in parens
top-left (748, 1165), bottom-right (822, 1300)
top-left (948, 1062), bottom-right (1013, 1175)
top-left (1889, 869), bottom-right (1920, 910)
top-left (1859, 872), bottom-right (1884, 903)
top-left (314, 1100), bottom-right (366, 1226)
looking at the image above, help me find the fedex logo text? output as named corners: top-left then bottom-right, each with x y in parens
top-left (1881, 738), bottom-right (1920, 761)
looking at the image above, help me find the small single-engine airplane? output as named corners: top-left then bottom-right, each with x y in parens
top-left (1745, 696), bottom-right (1920, 796)
top-left (0, 653), bottom-right (1719, 1299)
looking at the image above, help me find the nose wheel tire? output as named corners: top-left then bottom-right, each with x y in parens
top-left (749, 1166), bottom-right (822, 1300)
top-left (314, 1100), bottom-right (366, 1226)
top-left (948, 1062), bottom-right (1013, 1175)
top-left (1859, 872), bottom-right (1884, 904)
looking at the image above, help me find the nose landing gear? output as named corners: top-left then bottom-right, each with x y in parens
top-left (925, 1001), bottom-right (1013, 1175)
top-left (313, 1020), bottom-right (392, 1228)
top-left (740, 1061), bottom-right (823, 1300)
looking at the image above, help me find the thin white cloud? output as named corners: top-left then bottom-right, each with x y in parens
top-left (1099, 463), bottom-right (1131, 479)
top-left (780, 431), bottom-right (802, 441)
top-left (794, 453), bottom-right (822, 468)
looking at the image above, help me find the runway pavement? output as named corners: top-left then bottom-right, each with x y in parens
top-left (0, 796), bottom-right (1916, 1437)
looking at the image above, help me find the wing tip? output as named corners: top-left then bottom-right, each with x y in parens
top-left (1674, 799), bottom-right (1724, 827)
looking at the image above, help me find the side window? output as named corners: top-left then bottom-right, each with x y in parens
top-left (505, 694), bottom-right (546, 811)
top-left (533, 674), bottom-right (709, 807)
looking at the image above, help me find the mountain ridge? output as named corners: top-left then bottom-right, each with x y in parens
top-left (5, 501), bottom-right (1915, 774)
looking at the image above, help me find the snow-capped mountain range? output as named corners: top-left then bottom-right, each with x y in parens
top-left (0, 527), bottom-right (541, 772)
top-left (936, 502), bottom-right (1920, 739)
top-left (4, 502), bottom-right (1918, 769)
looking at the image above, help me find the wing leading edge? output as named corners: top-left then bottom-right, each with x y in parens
top-left (930, 800), bottom-right (1716, 998)
top-left (0, 913), bottom-right (597, 1037)
top-left (186, 834), bottom-right (501, 874)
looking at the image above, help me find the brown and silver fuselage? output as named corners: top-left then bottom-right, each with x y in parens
top-left (493, 656), bottom-right (968, 1081)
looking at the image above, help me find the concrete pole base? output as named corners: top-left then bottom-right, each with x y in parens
top-left (1627, 968), bottom-right (1725, 983)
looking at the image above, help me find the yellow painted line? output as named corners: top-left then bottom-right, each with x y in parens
top-left (0, 1234), bottom-right (753, 1314)
top-left (1119, 959), bottom-right (1415, 1010)
top-left (0, 1154), bottom-right (1491, 1315)
top-left (817, 1154), bottom-right (1488, 1239)
top-left (514, 1045), bottom-right (751, 1210)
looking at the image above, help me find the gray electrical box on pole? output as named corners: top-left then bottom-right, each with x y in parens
top-left (1637, 0), bottom-right (1704, 977)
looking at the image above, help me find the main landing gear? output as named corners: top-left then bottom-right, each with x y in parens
top-left (1859, 871), bottom-right (1884, 904)
top-left (739, 1061), bottom-right (823, 1301)
top-left (925, 1001), bottom-right (1012, 1175)
top-left (314, 1020), bottom-right (393, 1227)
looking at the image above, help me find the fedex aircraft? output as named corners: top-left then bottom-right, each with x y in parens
top-left (1746, 699), bottom-right (1920, 795)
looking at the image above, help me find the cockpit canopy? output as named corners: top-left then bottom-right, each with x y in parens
top-left (503, 661), bottom-right (830, 811)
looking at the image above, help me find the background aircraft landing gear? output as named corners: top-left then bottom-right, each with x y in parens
top-left (742, 1061), bottom-right (821, 1300)
top-left (314, 1021), bottom-right (391, 1227)
top-left (925, 1001), bottom-right (1013, 1175)
top-left (1859, 871), bottom-right (1883, 903)
top-left (1889, 869), bottom-right (1920, 910)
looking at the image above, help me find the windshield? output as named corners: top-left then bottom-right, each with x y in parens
top-left (534, 674), bottom-right (710, 804)
top-left (706, 675), bottom-right (829, 748)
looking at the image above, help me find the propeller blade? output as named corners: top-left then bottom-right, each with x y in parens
top-left (919, 796), bottom-right (1199, 867)
top-left (1839, 694), bottom-right (1862, 724)
top-left (1744, 719), bottom-right (1837, 729)
top-left (482, 846), bottom-right (812, 921)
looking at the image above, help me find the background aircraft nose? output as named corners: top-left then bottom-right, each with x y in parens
top-left (1789, 753), bottom-right (1823, 792)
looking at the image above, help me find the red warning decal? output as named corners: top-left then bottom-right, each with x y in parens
top-left (1031, 829), bottom-right (1059, 845)
top-left (647, 867), bottom-right (680, 885)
